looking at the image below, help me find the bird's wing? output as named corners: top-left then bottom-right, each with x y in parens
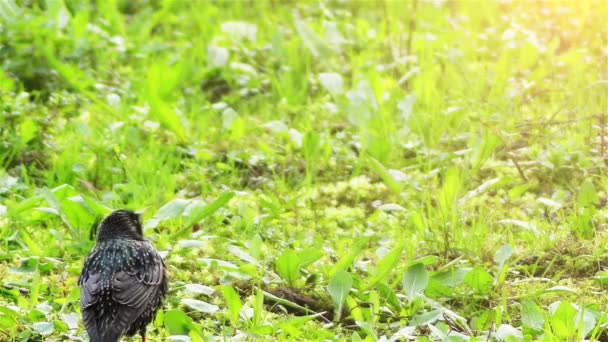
top-left (79, 242), bottom-right (167, 341)
top-left (79, 249), bottom-right (110, 341)
top-left (108, 243), bottom-right (167, 334)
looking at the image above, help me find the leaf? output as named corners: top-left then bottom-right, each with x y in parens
top-left (184, 284), bottom-right (214, 296)
top-left (145, 61), bottom-right (187, 141)
top-left (59, 312), bottom-right (79, 330)
top-left (19, 118), bottom-right (38, 144)
top-left (164, 310), bottom-right (194, 335)
top-left (494, 244), bottom-right (513, 273)
top-left (318, 72), bottom-right (343, 96)
top-left (367, 157), bottom-right (402, 193)
top-left (577, 180), bottom-right (599, 207)
top-left (227, 245), bottom-right (260, 266)
top-left (521, 299), bottom-right (544, 330)
top-left (221, 286), bottom-right (242, 325)
top-left (575, 305), bottom-right (599, 337)
top-left (0, 0), bottom-right (19, 23)
top-left (181, 298), bottom-right (219, 314)
top-left (185, 191), bottom-right (235, 226)
top-left (464, 267), bottom-right (493, 295)
top-left (329, 238), bottom-right (367, 278)
top-left (402, 263), bottom-right (429, 297)
top-left (549, 301), bottom-right (577, 338)
top-left (363, 242), bottom-right (404, 291)
top-left (438, 167), bottom-right (462, 217)
top-left (177, 240), bottom-right (206, 249)
top-left (293, 14), bottom-right (332, 58)
top-left (413, 255), bottom-right (440, 266)
top-left (32, 322), bottom-right (54, 336)
top-left (0, 306), bottom-right (18, 329)
top-left (302, 130), bottom-right (321, 162)
top-left (346, 81), bottom-right (377, 127)
top-left (328, 270), bottom-right (353, 321)
top-left (459, 177), bottom-right (502, 205)
top-left (155, 199), bottom-right (190, 221)
top-left (276, 249), bottom-right (301, 286)
top-left (376, 282), bottom-right (401, 310)
top-left (398, 94), bottom-right (416, 121)
top-left (409, 309), bottom-right (443, 326)
top-left (543, 285), bottom-right (577, 294)
top-left (494, 324), bottom-right (523, 340)
top-left (296, 247), bottom-right (323, 268)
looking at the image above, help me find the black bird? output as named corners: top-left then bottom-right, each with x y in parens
top-left (79, 210), bottom-right (168, 342)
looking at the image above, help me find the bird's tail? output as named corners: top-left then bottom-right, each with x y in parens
top-left (87, 328), bottom-right (122, 342)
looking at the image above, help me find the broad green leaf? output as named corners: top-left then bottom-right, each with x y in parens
top-left (412, 255), bottom-right (440, 266)
top-left (155, 199), bottom-right (190, 221)
top-left (59, 312), bottom-right (79, 330)
top-left (0, 306), bottom-right (18, 329)
top-left (472, 133), bottom-right (501, 170)
top-left (227, 245), bottom-right (260, 266)
top-left (181, 299), bottom-right (219, 314)
top-left (184, 284), bottom-right (214, 296)
top-left (164, 310), bottom-right (193, 335)
top-left (574, 304), bottom-right (599, 337)
top-left (253, 289), bottom-right (264, 326)
top-left (328, 270), bottom-right (353, 321)
top-left (410, 309), bottom-right (443, 326)
top-left (494, 244), bottom-right (513, 285)
top-left (346, 81), bottom-right (377, 127)
top-left (222, 286), bottom-right (242, 325)
top-left (363, 242), bottom-right (404, 291)
top-left (19, 119), bottom-right (38, 144)
top-left (549, 301), bottom-right (577, 339)
top-left (185, 191), bottom-right (234, 225)
top-left (276, 249), bottom-right (301, 286)
top-left (376, 282), bottom-right (401, 310)
top-left (402, 263), bottom-right (429, 297)
top-left (495, 324), bottom-right (523, 340)
top-left (302, 130), bottom-right (320, 162)
top-left (464, 267), bottom-right (493, 295)
top-left (494, 244), bottom-right (513, 270)
top-left (521, 299), bottom-right (544, 330)
top-left (297, 247), bottom-right (323, 269)
top-left (438, 167), bottom-right (463, 217)
top-left (431, 267), bottom-right (471, 287)
top-left (329, 238), bottom-right (367, 278)
top-left (425, 279), bottom-right (453, 298)
top-left (367, 157), bottom-right (402, 193)
top-left (32, 322), bottom-right (54, 336)
top-left (577, 180), bottom-right (599, 207)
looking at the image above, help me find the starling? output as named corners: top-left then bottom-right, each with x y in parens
top-left (79, 210), bottom-right (168, 342)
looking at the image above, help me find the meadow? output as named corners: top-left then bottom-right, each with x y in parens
top-left (1, 0), bottom-right (608, 340)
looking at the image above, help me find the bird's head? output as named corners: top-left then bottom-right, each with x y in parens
top-left (96, 210), bottom-right (145, 242)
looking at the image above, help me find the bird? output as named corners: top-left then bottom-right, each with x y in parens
top-left (79, 210), bottom-right (168, 342)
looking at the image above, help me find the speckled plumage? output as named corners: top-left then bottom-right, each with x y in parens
top-left (79, 210), bottom-right (168, 342)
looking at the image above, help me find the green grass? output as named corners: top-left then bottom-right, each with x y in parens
top-left (1, 0), bottom-right (608, 340)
